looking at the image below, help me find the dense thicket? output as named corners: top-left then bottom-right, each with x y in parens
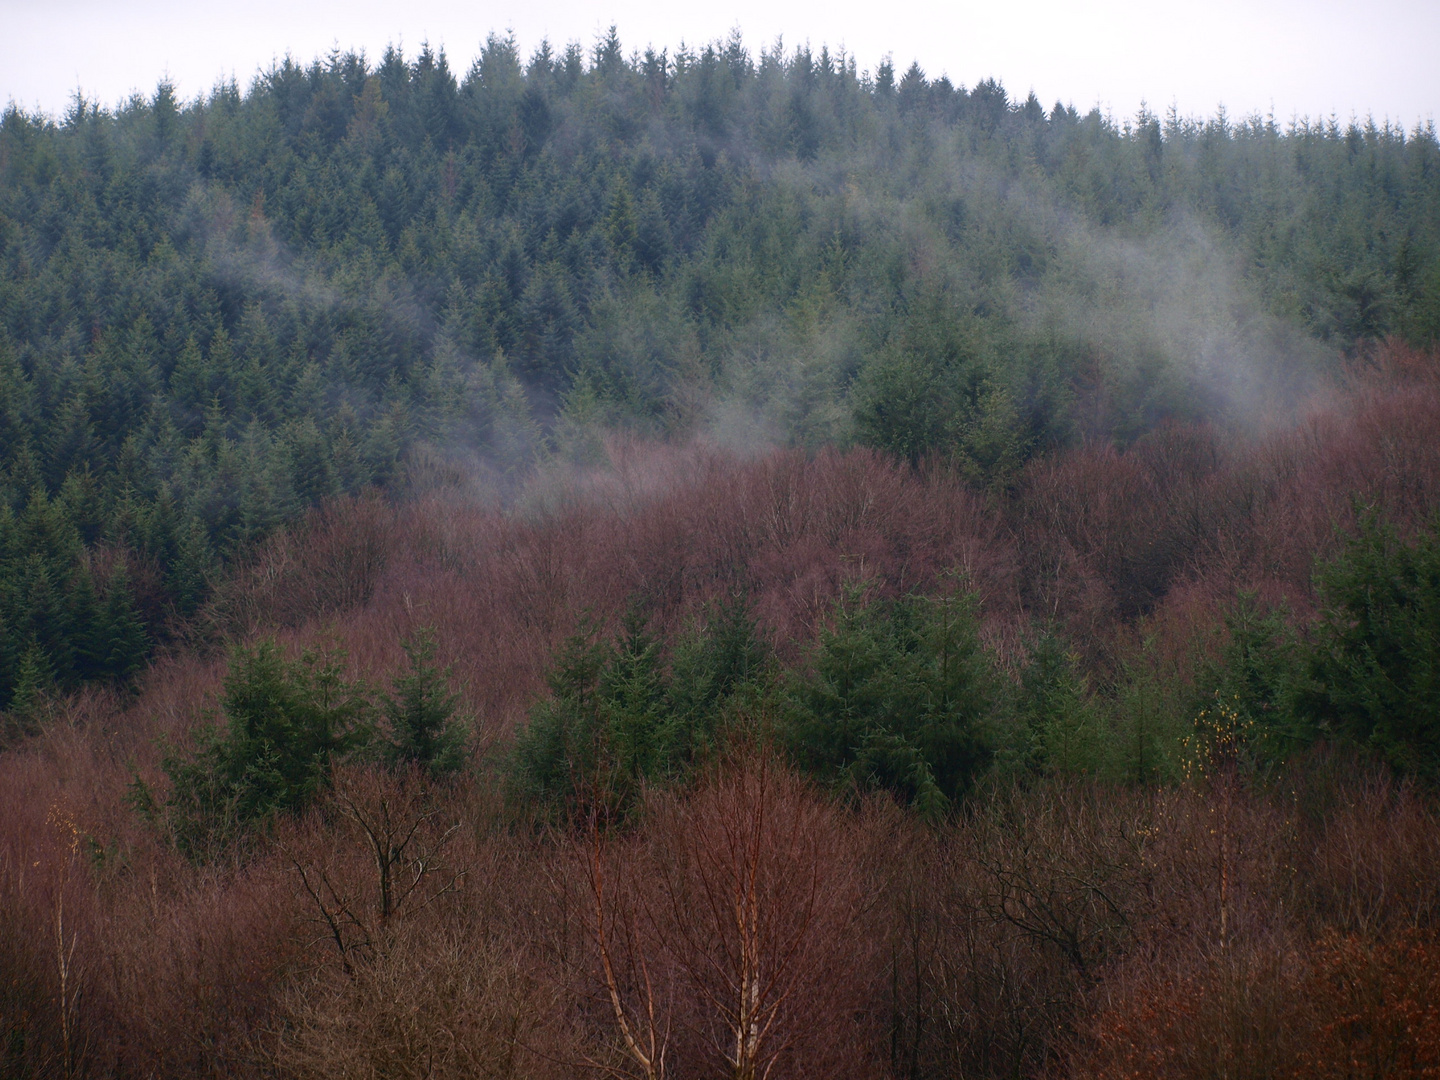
top-left (3, 29), bottom-right (1439, 703)
top-left (4, 342), bottom-right (1440, 1078)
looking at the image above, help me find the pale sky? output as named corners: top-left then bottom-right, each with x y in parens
top-left (3, 0), bottom-right (1437, 129)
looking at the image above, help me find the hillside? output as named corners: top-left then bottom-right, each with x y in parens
top-left (2, 30), bottom-right (1440, 1080)
top-left (2, 32), bottom-right (1439, 700)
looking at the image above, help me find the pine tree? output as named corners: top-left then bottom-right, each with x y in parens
top-left (5, 638), bottom-right (52, 722)
top-left (598, 607), bottom-right (671, 794)
top-left (151, 640), bottom-right (373, 858)
top-left (1014, 629), bottom-right (1098, 774)
top-left (1303, 513), bottom-right (1440, 776)
top-left (68, 565), bottom-right (105, 681)
top-left (168, 515), bottom-right (214, 616)
top-left (168, 335), bottom-right (215, 422)
top-left (784, 584), bottom-right (994, 814)
top-left (99, 563), bottom-right (150, 683)
top-left (379, 629), bottom-right (468, 776)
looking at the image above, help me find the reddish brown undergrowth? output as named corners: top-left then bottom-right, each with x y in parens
top-left (568, 755), bottom-right (888, 1079)
top-left (1071, 767), bottom-right (1440, 1079)
top-left (3, 341), bottom-right (1440, 1078)
top-left (152, 338), bottom-right (1440, 742)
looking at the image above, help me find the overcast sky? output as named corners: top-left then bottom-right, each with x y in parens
top-left (3, 0), bottom-right (1437, 129)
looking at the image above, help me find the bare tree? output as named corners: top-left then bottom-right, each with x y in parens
top-left (583, 810), bottom-right (669, 1080)
top-left (648, 755), bottom-right (878, 1079)
top-left (46, 806), bottom-right (88, 1080)
top-left (287, 765), bottom-right (464, 973)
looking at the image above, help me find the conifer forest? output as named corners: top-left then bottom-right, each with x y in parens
top-left (3, 29), bottom-right (1440, 1078)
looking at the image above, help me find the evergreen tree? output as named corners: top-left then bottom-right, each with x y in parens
top-left (379, 629), bottom-right (468, 776)
top-left (4, 639), bottom-right (52, 730)
top-left (167, 515), bottom-right (214, 617)
top-left (143, 640), bottom-right (372, 858)
top-left (596, 607), bottom-right (672, 799)
top-left (98, 563), bottom-right (150, 683)
top-left (510, 601), bottom-right (770, 818)
top-left (1302, 513), bottom-right (1440, 776)
top-left (1013, 629), bottom-right (1099, 774)
top-left (784, 584), bottom-right (995, 815)
top-left (0, 32), bottom-right (1436, 705)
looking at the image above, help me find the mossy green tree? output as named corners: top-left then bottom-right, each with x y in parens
top-left (1012, 629), bottom-right (1101, 775)
top-left (511, 608), bottom-right (684, 820)
top-left (510, 598), bottom-right (771, 820)
top-left (378, 629), bottom-right (469, 776)
top-left (1193, 592), bottom-right (1305, 762)
top-left (509, 614), bottom-right (610, 816)
top-left (667, 592), bottom-right (774, 760)
top-left (2, 639), bottom-right (53, 740)
top-left (783, 582), bottom-right (995, 816)
top-left (97, 563), bottom-right (150, 683)
top-left (1302, 512), bottom-right (1440, 776)
top-left (137, 640), bottom-right (372, 858)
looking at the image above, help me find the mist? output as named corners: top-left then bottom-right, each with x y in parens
top-left (2, 27), bottom-right (1432, 550)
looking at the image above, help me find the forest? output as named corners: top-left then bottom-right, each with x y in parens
top-left (2, 27), bottom-right (1440, 1079)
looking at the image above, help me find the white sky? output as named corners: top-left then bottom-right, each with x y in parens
top-left (2, 0), bottom-right (1437, 129)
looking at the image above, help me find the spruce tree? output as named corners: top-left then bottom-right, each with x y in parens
top-left (6, 639), bottom-right (52, 726)
top-left (99, 563), bottom-right (150, 682)
top-left (380, 629), bottom-right (468, 776)
top-left (1303, 513), bottom-right (1440, 776)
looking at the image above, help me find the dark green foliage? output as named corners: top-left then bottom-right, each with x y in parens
top-left (1, 30), bottom-right (1437, 707)
top-left (783, 584), bottom-right (994, 816)
top-left (378, 629), bottom-right (468, 776)
top-left (0, 489), bottom-right (153, 705)
top-left (1195, 592), bottom-right (1305, 757)
top-left (510, 597), bottom-right (771, 818)
top-left (168, 515), bottom-right (215, 617)
top-left (1101, 636), bottom-right (1195, 785)
top-left (851, 292), bottom-right (1032, 479)
top-left (510, 610), bottom-right (667, 818)
top-left (1302, 514), bottom-right (1440, 776)
top-left (138, 640), bottom-right (371, 858)
top-left (1013, 629), bottom-right (1099, 774)
top-left (667, 591), bottom-right (772, 756)
top-left (2, 641), bottom-right (53, 739)
top-left (97, 564), bottom-right (151, 684)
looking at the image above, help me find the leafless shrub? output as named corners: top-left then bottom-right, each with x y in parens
top-left (277, 921), bottom-right (562, 1080)
top-left (564, 756), bottom-right (885, 1079)
top-left (284, 765), bottom-right (465, 974)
